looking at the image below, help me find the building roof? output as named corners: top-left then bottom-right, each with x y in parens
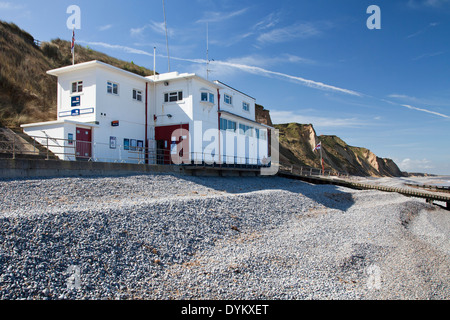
top-left (47, 61), bottom-right (225, 90)
top-left (47, 60), bottom-right (150, 82)
top-left (214, 80), bottom-right (256, 101)
top-left (21, 119), bottom-right (100, 128)
top-left (219, 110), bottom-right (273, 129)
top-left (147, 72), bottom-right (224, 89)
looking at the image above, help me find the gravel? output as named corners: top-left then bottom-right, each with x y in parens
top-left (0, 173), bottom-right (448, 300)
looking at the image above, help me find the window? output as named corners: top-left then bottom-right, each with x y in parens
top-left (107, 81), bottom-right (119, 95)
top-left (164, 91), bottom-right (183, 103)
top-left (123, 138), bottom-right (130, 150)
top-left (239, 124), bottom-right (253, 136)
top-left (246, 126), bottom-right (253, 137)
top-left (259, 130), bottom-right (267, 140)
top-left (133, 89), bottom-right (143, 102)
top-left (224, 94), bottom-right (232, 105)
top-left (239, 124), bottom-right (245, 135)
top-left (220, 118), bottom-right (236, 132)
top-left (243, 102), bottom-right (250, 112)
top-left (227, 120), bottom-right (236, 132)
top-left (201, 92), bottom-right (215, 104)
top-left (220, 118), bottom-right (228, 131)
top-left (71, 81), bottom-right (83, 93)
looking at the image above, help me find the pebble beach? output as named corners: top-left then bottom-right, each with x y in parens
top-left (0, 173), bottom-right (448, 300)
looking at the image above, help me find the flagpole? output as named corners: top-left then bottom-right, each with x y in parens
top-left (71, 28), bottom-right (75, 65)
top-left (320, 145), bottom-right (323, 175)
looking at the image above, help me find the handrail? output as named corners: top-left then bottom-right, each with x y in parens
top-left (0, 133), bottom-right (273, 168)
top-left (279, 163), bottom-right (350, 178)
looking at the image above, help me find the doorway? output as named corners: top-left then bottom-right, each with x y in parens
top-left (76, 127), bottom-right (92, 160)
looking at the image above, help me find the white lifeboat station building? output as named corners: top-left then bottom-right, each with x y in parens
top-left (21, 60), bottom-right (273, 170)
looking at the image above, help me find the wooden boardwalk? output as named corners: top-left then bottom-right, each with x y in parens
top-left (278, 171), bottom-right (450, 210)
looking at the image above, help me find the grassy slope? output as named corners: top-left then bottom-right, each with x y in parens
top-left (0, 21), bottom-right (154, 128)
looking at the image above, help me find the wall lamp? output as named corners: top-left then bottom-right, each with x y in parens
top-left (154, 114), bottom-right (173, 121)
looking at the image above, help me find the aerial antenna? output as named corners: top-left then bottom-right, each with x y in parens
top-left (162, 0), bottom-right (170, 72)
top-left (206, 23), bottom-right (210, 80)
top-left (206, 22), bottom-right (213, 80)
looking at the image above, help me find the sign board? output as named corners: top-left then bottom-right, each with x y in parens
top-left (59, 108), bottom-right (94, 118)
top-left (71, 96), bottom-right (81, 107)
top-left (110, 136), bottom-right (117, 149)
top-left (111, 120), bottom-right (119, 127)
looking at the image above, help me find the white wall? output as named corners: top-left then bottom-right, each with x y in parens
top-left (93, 67), bottom-right (148, 163)
top-left (57, 69), bottom-right (97, 123)
top-left (153, 77), bottom-right (194, 126)
top-left (217, 82), bottom-right (256, 122)
top-left (22, 122), bottom-right (79, 161)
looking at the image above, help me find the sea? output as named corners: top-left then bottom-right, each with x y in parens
top-left (420, 176), bottom-right (450, 188)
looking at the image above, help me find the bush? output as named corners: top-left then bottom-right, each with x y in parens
top-left (41, 42), bottom-right (60, 60)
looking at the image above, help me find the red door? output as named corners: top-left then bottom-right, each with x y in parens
top-left (76, 127), bottom-right (92, 160)
top-left (155, 124), bottom-right (189, 164)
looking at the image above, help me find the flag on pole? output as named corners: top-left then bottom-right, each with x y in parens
top-left (71, 28), bottom-right (75, 52)
top-left (313, 142), bottom-right (321, 152)
top-left (71, 28), bottom-right (75, 65)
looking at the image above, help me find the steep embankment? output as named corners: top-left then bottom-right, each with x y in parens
top-left (0, 21), bottom-right (154, 127)
top-left (255, 105), bottom-right (404, 177)
top-left (274, 123), bottom-right (404, 177)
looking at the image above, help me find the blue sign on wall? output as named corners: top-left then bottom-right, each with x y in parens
top-left (71, 96), bottom-right (81, 107)
top-left (71, 109), bottom-right (80, 116)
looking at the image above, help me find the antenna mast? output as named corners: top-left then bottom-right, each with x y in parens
top-left (206, 23), bottom-right (210, 80)
top-left (206, 23), bottom-right (213, 80)
top-left (162, 0), bottom-right (170, 72)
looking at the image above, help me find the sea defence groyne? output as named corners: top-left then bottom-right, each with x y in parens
top-left (278, 171), bottom-right (450, 210)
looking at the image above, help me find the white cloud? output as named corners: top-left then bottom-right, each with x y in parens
top-left (388, 93), bottom-right (449, 108)
top-left (270, 110), bottom-right (367, 128)
top-left (398, 158), bottom-right (434, 172)
top-left (209, 59), bottom-right (361, 96)
top-left (77, 41), bottom-right (154, 57)
top-left (401, 104), bottom-right (450, 119)
top-left (99, 24), bottom-right (113, 32)
top-left (406, 22), bottom-right (439, 39)
top-left (408, 0), bottom-right (450, 8)
top-left (253, 11), bottom-right (282, 30)
top-left (196, 8), bottom-right (249, 23)
top-left (80, 41), bottom-right (360, 96)
top-left (412, 51), bottom-right (444, 61)
top-left (131, 21), bottom-right (173, 37)
top-left (424, 0), bottom-right (450, 7)
top-left (257, 23), bottom-right (321, 44)
top-left (386, 95), bottom-right (450, 118)
top-left (0, 2), bottom-right (24, 9)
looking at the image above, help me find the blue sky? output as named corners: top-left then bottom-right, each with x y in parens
top-left (1, 0), bottom-right (449, 175)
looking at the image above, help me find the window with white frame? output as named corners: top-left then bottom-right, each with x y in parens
top-left (220, 118), bottom-right (236, 132)
top-left (71, 81), bottom-right (83, 93)
top-left (164, 91), bottom-right (183, 103)
top-left (239, 124), bottom-right (253, 137)
top-left (220, 118), bottom-right (227, 131)
top-left (243, 101), bottom-right (250, 112)
top-left (224, 94), bottom-right (232, 105)
top-left (201, 92), bottom-right (215, 104)
top-left (107, 81), bottom-right (119, 95)
top-left (227, 120), bottom-right (236, 132)
top-left (133, 89), bottom-right (143, 102)
top-left (259, 130), bottom-right (267, 140)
